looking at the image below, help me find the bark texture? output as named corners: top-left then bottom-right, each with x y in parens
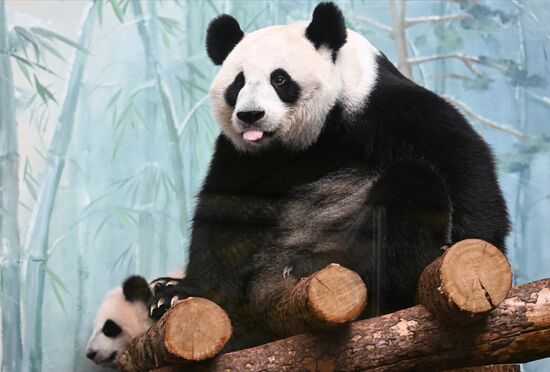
top-left (118, 298), bottom-right (232, 372)
top-left (416, 239), bottom-right (512, 324)
top-left (272, 263), bottom-right (367, 331)
top-left (187, 278), bottom-right (549, 371)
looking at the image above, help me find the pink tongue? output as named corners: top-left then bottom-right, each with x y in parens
top-left (243, 130), bottom-right (264, 141)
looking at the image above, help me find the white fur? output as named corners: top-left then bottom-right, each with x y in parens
top-left (85, 287), bottom-right (152, 368)
top-left (209, 22), bottom-right (380, 152)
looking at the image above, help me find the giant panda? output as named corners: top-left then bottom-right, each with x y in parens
top-left (150, 2), bottom-right (510, 351)
top-left (86, 270), bottom-right (185, 368)
top-left (86, 276), bottom-right (153, 368)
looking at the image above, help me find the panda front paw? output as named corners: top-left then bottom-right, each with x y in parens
top-left (149, 277), bottom-right (184, 296)
top-left (147, 278), bottom-right (190, 320)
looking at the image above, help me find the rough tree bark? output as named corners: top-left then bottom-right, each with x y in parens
top-left (195, 278), bottom-right (550, 371)
top-left (118, 298), bottom-right (232, 372)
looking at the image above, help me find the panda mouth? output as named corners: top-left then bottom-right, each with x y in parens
top-left (242, 129), bottom-right (276, 142)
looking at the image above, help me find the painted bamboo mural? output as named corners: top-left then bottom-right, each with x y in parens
top-left (0, 0), bottom-right (23, 370)
top-left (0, 1), bottom-right (548, 371)
top-left (21, 3), bottom-right (96, 371)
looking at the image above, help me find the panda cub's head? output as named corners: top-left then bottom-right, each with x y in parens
top-left (85, 276), bottom-right (152, 368)
top-left (207, 2), bottom-right (379, 152)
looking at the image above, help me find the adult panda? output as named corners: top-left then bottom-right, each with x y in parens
top-left (150, 2), bottom-right (510, 351)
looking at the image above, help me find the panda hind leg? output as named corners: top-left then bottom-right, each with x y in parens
top-left (364, 160), bottom-right (453, 315)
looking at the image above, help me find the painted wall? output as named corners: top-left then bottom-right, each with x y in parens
top-left (0, 1), bottom-right (549, 371)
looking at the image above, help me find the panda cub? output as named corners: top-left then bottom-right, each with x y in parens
top-left (86, 271), bottom-right (185, 368)
top-left (85, 276), bottom-right (152, 368)
top-left (150, 2), bottom-right (509, 351)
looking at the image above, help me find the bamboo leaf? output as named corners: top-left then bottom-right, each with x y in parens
top-left (14, 26), bottom-right (41, 62)
top-left (39, 39), bottom-right (66, 62)
top-left (106, 88), bottom-right (122, 111)
top-left (31, 27), bottom-right (88, 52)
top-left (97, 0), bottom-right (104, 25)
top-left (11, 53), bottom-right (57, 76)
top-left (45, 267), bottom-right (70, 312)
top-left (15, 58), bottom-right (33, 85)
top-left (109, 0), bottom-right (125, 23)
top-left (34, 75), bottom-right (57, 105)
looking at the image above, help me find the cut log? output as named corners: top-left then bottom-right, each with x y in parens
top-left (275, 263), bottom-right (367, 330)
top-left (117, 297), bottom-right (232, 372)
top-left (416, 239), bottom-right (512, 324)
top-left (192, 278), bottom-right (550, 371)
top-left (447, 365), bottom-right (520, 372)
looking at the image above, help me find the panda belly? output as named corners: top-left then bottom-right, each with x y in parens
top-left (278, 169), bottom-right (376, 258)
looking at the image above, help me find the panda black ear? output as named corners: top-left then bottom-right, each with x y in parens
top-left (122, 275), bottom-right (152, 303)
top-left (206, 14), bottom-right (244, 65)
top-left (306, 2), bottom-right (347, 58)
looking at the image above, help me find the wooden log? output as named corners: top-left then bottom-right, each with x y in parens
top-left (417, 239), bottom-right (512, 324)
top-left (447, 365), bottom-right (520, 372)
top-left (274, 263), bottom-right (367, 330)
top-left (117, 297), bottom-right (232, 372)
top-left (191, 278), bottom-right (550, 371)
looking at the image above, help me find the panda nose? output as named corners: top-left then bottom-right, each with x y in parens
top-left (237, 110), bottom-right (265, 124)
top-left (86, 350), bottom-right (97, 361)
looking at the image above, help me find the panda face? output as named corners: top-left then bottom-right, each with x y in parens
top-left (86, 276), bottom-right (152, 368)
top-left (210, 23), bottom-right (340, 152)
top-left (207, 3), bottom-right (380, 153)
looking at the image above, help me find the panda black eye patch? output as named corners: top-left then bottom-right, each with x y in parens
top-left (102, 319), bottom-right (122, 338)
top-left (270, 68), bottom-right (300, 104)
top-left (224, 71), bottom-right (245, 107)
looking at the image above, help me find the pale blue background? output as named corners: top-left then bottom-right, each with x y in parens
top-left (0, 1), bottom-right (549, 371)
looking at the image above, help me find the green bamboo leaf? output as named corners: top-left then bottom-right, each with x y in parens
top-left (129, 79), bottom-right (155, 100)
top-left (14, 26), bottom-right (41, 62)
top-left (31, 27), bottom-right (88, 52)
top-left (45, 267), bottom-right (70, 294)
top-left (45, 267), bottom-right (69, 313)
top-left (50, 280), bottom-right (67, 313)
top-left (0, 207), bottom-right (12, 218)
top-left (121, 0), bottom-right (130, 14)
top-left (34, 75), bottom-right (57, 104)
top-left (109, 0), bottom-right (125, 23)
top-left (15, 58), bottom-right (33, 85)
top-left (106, 88), bottom-right (122, 111)
top-left (94, 213), bottom-right (112, 242)
top-left (38, 39), bottom-right (66, 62)
top-left (97, 0), bottom-right (104, 25)
top-left (11, 53), bottom-right (57, 76)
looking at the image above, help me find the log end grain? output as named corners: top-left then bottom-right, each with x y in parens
top-left (307, 263), bottom-right (367, 326)
top-left (440, 239), bottom-right (512, 314)
top-left (164, 297), bottom-right (233, 361)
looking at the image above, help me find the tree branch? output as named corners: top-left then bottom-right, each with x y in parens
top-left (527, 91), bottom-right (550, 108)
top-left (404, 13), bottom-right (472, 28)
top-left (169, 278), bottom-right (549, 371)
top-left (408, 53), bottom-right (484, 76)
top-left (444, 96), bottom-right (528, 139)
top-left (349, 15), bottom-right (392, 33)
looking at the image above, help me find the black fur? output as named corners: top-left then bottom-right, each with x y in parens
top-left (151, 11), bottom-right (509, 353)
top-left (102, 319), bottom-right (122, 338)
top-left (206, 15), bottom-right (244, 65)
top-left (224, 71), bottom-right (245, 107)
top-left (270, 68), bottom-right (301, 104)
top-left (122, 275), bottom-right (151, 303)
top-left (305, 2), bottom-right (347, 61)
